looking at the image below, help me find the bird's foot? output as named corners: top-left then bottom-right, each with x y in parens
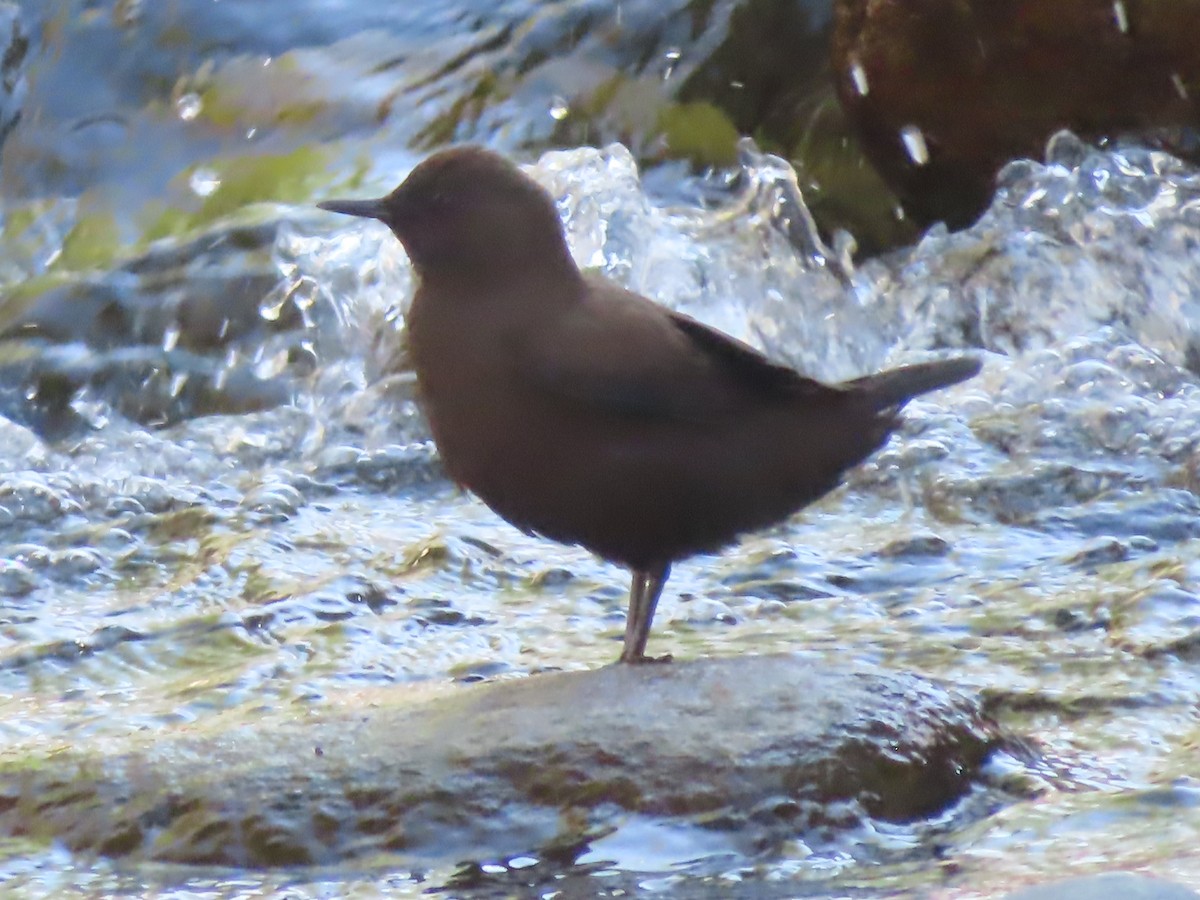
top-left (617, 652), bottom-right (674, 665)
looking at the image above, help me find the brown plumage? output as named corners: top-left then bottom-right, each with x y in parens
top-left (319, 146), bottom-right (980, 663)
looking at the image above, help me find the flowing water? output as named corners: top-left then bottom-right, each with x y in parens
top-left (1, 1), bottom-right (1200, 894)
top-left (1, 133), bottom-right (1199, 896)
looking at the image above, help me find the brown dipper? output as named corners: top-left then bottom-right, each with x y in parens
top-left (319, 147), bottom-right (980, 664)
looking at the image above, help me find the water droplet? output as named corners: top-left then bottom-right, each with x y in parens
top-left (162, 323), bottom-right (181, 351)
top-left (293, 286), bottom-right (316, 311)
top-left (189, 167), bottom-right (221, 197)
top-left (255, 348), bottom-right (290, 379)
top-left (899, 124), bottom-right (930, 166)
top-left (549, 97), bottom-right (569, 121)
top-left (169, 373), bottom-right (189, 397)
top-left (259, 292), bottom-right (289, 321)
top-left (663, 47), bottom-right (681, 80)
top-left (1113, 0), bottom-right (1129, 33)
top-left (246, 126), bottom-right (258, 140)
top-left (1172, 73), bottom-right (1189, 100)
top-left (292, 340), bottom-right (318, 371)
top-left (849, 57), bottom-right (870, 97)
top-left (114, 0), bottom-right (143, 27)
top-left (214, 349), bottom-right (238, 391)
top-left (176, 92), bottom-right (203, 121)
top-left (1021, 186), bottom-right (1048, 210)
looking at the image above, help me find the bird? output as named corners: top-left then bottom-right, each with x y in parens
top-left (318, 146), bottom-right (980, 664)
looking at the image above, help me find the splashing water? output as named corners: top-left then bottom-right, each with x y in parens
top-left (3, 135), bottom-right (1200, 894)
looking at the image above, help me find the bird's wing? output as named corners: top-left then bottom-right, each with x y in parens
top-left (664, 310), bottom-right (832, 398)
top-left (525, 279), bottom-right (841, 424)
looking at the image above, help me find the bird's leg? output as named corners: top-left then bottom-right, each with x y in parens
top-left (620, 570), bottom-right (650, 662)
top-left (619, 563), bottom-right (671, 664)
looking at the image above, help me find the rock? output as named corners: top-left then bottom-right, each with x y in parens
top-left (0, 654), bottom-right (999, 867)
top-left (1, 220), bottom-right (293, 350)
top-left (1004, 872), bottom-right (1200, 900)
top-left (833, 0), bottom-right (1200, 230)
top-left (0, 218), bottom-right (306, 432)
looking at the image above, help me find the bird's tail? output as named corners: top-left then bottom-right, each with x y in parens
top-left (842, 356), bottom-right (982, 412)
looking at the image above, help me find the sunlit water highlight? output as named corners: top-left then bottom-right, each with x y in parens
top-left (1, 135), bottom-right (1200, 895)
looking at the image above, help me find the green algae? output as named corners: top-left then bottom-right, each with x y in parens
top-left (143, 146), bottom-right (333, 244)
top-left (658, 101), bottom-right (739, 169)
top-left (57, 211), bottom-right (123, 271)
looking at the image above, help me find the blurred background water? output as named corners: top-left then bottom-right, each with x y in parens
top-left (0, 1), bottom-right (1199, 897)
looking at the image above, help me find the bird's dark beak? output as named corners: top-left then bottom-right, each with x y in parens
top-left (317, 197), bottom-right (390, 221)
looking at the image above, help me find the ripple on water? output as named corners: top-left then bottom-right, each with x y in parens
top-left (1, 139), bottom-right (1200, 894)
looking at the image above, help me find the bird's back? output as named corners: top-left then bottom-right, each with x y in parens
top-left (408, 272), bottom-right (978, 570)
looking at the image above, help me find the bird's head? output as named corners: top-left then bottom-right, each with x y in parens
top-left (319, 146), bottom-right (576, 281)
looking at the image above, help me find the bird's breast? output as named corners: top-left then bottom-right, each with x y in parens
top-left (407, 297), bottom-right (538, 484)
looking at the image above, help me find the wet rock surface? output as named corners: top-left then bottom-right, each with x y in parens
top-left (0, 654), bottom-right (999, 867)
top-left (0, 216), bottom-right (316, 434)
